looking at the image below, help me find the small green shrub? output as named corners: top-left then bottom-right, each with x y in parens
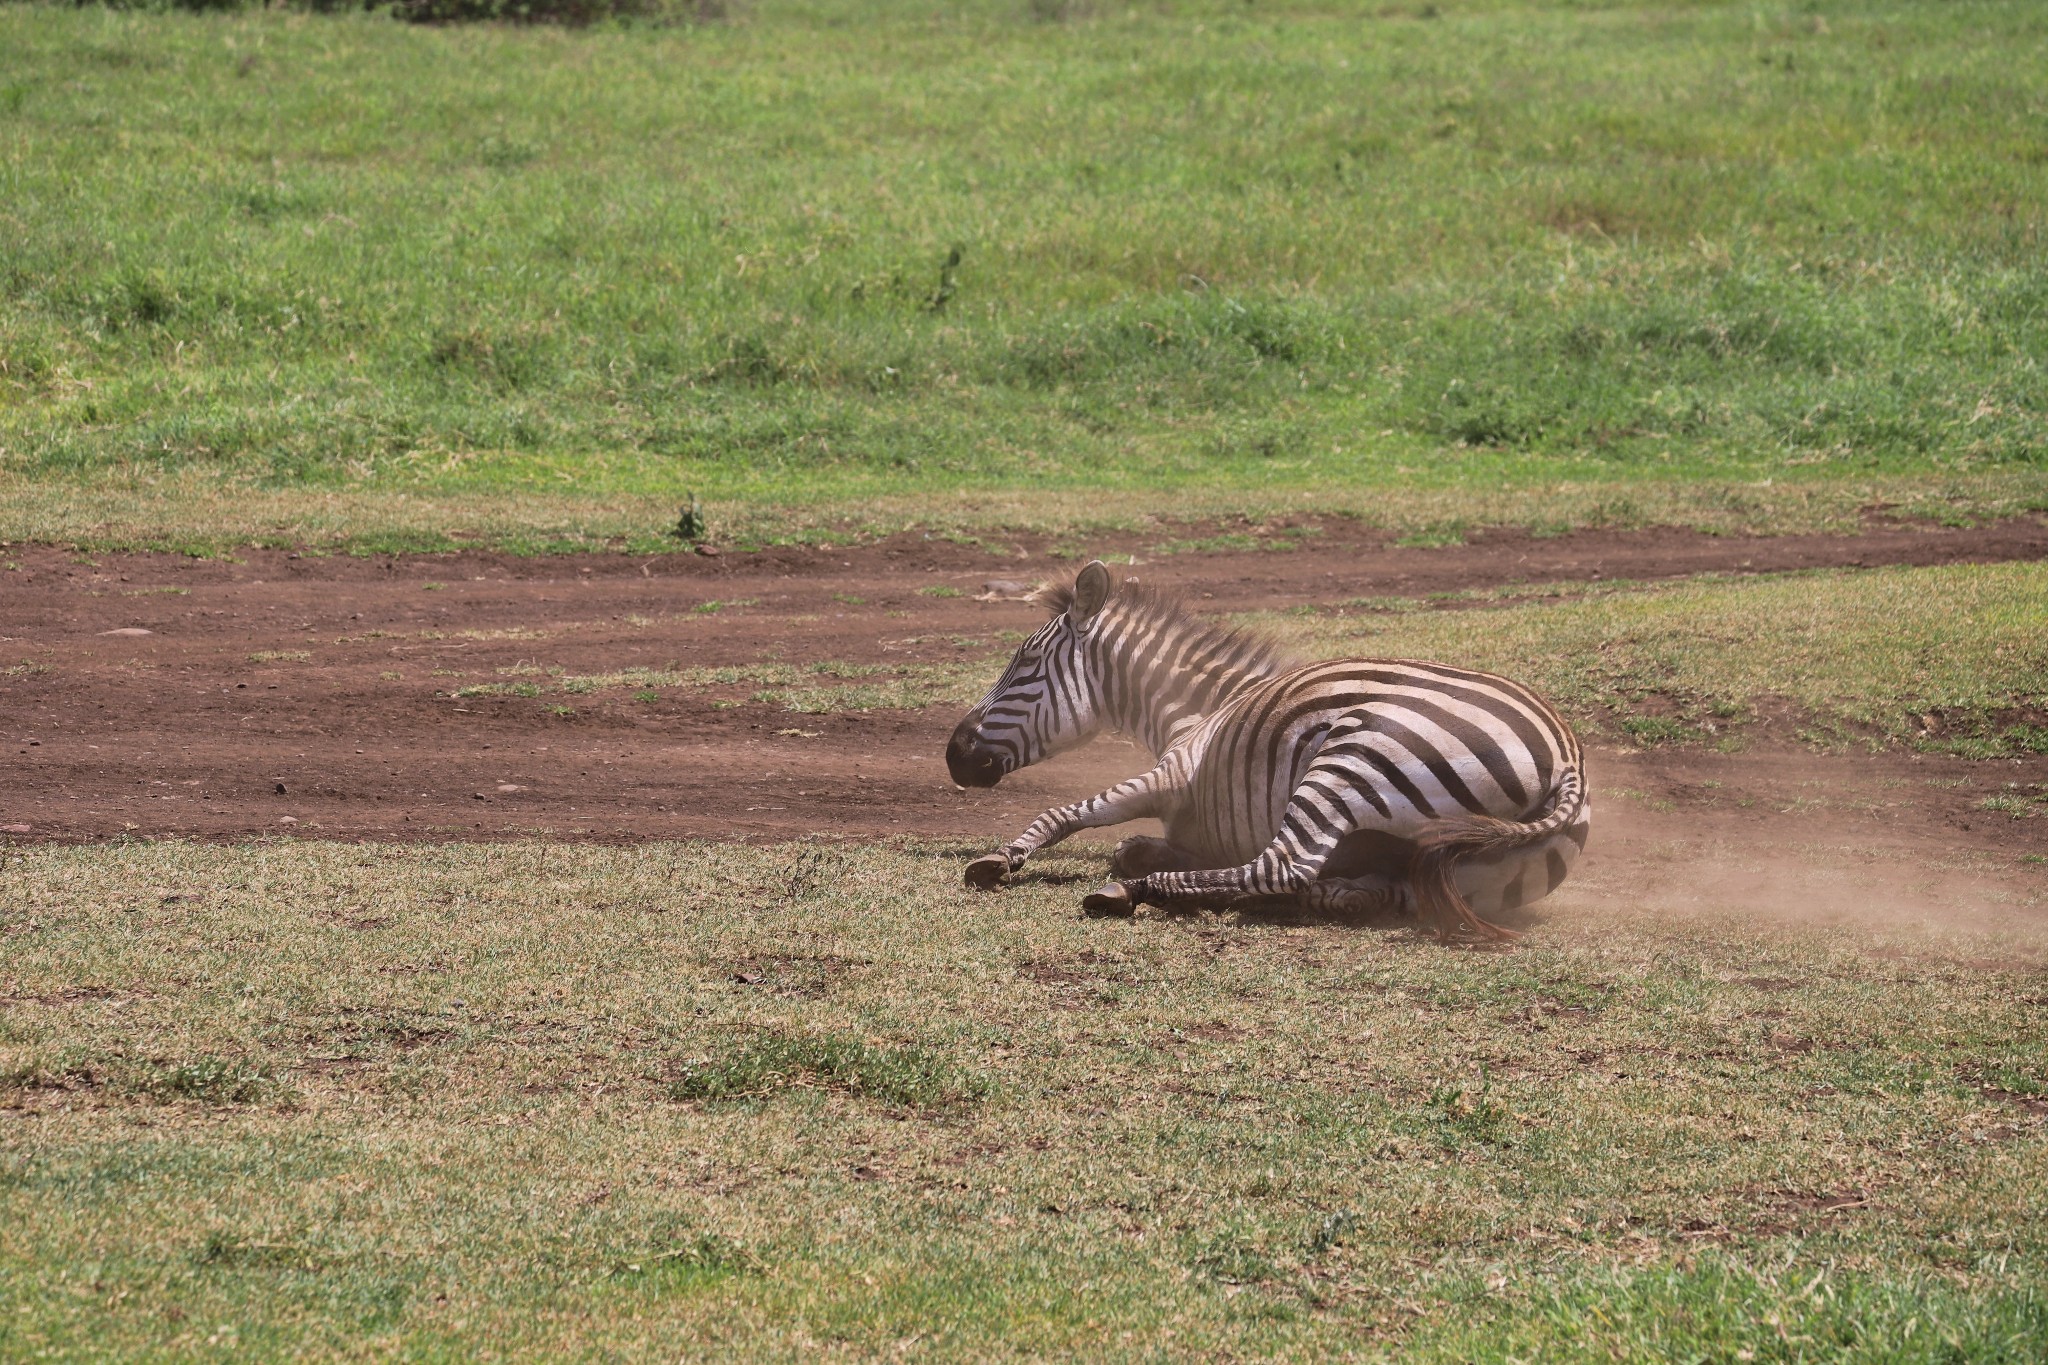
top-left (671, 495), bottom-right (707, 544)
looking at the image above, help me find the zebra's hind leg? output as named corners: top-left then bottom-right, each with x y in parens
top-left (1082, 874), bottom-right (1239, 917)
top-left (1109, 836), bottom-right (1204, 879)
top-left (1081, 871), bottom-right (1408, 920)
top-left (1082, 855), bottom-right (1316, 919)
top-left (1081, 760), bottom-right (1365, 918)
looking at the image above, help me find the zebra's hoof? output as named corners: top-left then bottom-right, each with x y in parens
top-left (963, 854), bottom-right (1011, 890)
top-left (1081, 881), bottom-right (1135, 918)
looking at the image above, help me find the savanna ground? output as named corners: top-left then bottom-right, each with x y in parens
top-left (4, 0), bottom-right (2048, 1357)
top-left (6, 526), bottom-right (2048, 1359)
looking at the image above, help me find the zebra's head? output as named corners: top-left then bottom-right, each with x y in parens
top-left (946, 561), bottom-right (1116, 789)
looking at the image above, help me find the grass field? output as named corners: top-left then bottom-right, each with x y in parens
top-left (3, 556), bottom-right (2047, 1356)
top-left (5, 0), bottom-right (2048, 1356)
top-left (4, 838), bottom-right (2046, 1358)
top-left (3, 0), bottom-right (2046, 550)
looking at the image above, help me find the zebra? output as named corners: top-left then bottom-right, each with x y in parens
top-left (944, 561), bottom-right (1591, 939)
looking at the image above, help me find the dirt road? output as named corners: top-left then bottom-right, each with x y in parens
top-left (3, 518), bottom-right (2045, 902)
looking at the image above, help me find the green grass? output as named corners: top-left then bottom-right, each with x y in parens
top-left (3, 0), bottom-right (2046, 550)
top-left (2, 837), bottom-right (2045, 1357)
top-left (1264, 560), bottom-right (2048, 754)
top-left (1981, 788), bottom-right (2048, 820)
top-left (670, 1031), bottom-right (993, 1108)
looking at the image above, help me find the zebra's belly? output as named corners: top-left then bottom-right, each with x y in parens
top-left (1166, 744), bottom-right (1549, 867)
top-left (1159, 808), bottom-right (1269, 869)
top-left (1160, 801), bottom-right (1446, 869)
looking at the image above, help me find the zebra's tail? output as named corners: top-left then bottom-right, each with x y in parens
top-left (1411, 767), bottom-right (1586, 943)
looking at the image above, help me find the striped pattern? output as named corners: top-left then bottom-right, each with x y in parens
top-left (949, 563), bottom-right (1591, 938)
top-left (954, 582), bottom-right (1280, 774)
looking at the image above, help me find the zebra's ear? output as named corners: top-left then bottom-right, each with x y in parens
top-left (1069, 561), bottom-right (1113, 623)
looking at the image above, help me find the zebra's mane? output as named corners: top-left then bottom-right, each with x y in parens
top-left (1032, 576), bottom-right (1293, 675)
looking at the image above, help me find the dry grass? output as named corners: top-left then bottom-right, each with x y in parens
top-left (2, 838), bottom-right (2045, 1357)
top-left (1, 468), bottom-right (2043, 557)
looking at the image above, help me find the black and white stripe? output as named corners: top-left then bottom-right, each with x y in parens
top-left (947, 561), bottom-right (1592, 939)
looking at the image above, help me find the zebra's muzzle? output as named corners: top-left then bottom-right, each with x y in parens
top-left (945, 724), bottom-right (1009, 789)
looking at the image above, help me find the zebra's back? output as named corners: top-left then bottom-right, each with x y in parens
top-left (1165, 657), bottom-right (1584, 872)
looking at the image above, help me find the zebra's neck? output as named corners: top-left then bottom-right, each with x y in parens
top-left (1089, 599), bottom-right (1279, 755)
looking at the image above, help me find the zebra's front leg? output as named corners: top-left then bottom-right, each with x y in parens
top-left (964, 769), bottom-right (1171, 890)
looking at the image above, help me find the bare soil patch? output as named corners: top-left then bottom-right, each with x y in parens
top-left (2, 517), bottom-right (2044, 891)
